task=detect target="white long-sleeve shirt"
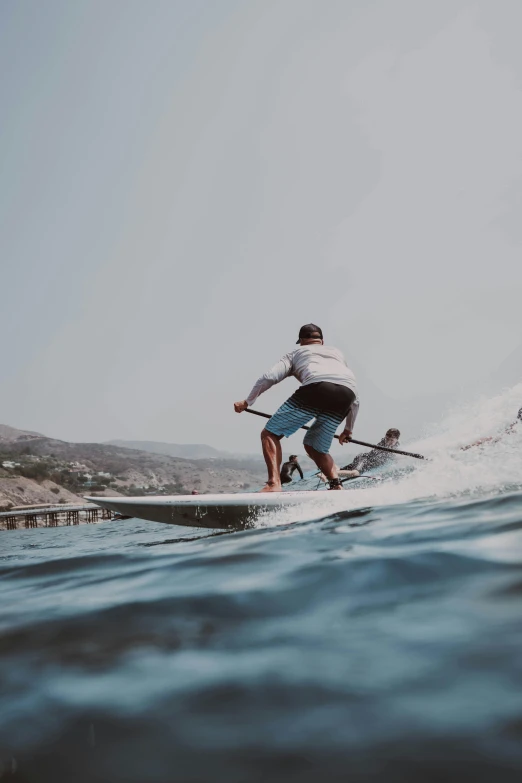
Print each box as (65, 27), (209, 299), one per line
(245, 344), (359, 432)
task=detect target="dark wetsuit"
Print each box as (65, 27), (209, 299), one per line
(343, 439), (400, 474)
(280, 460), (304, 485)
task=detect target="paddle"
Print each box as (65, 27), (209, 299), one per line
(312, 472), (378, 490)
(245, 408), (427, 461)
(340, 474), (379, 484)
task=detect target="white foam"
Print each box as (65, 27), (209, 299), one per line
(257, 384), (522, 528)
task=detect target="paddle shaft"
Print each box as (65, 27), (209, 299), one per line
(245, 408), (426, 461)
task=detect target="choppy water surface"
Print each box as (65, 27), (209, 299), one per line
(1, 388), (522, 782)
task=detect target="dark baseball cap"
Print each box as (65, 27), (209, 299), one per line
(296, 323), (323, 344)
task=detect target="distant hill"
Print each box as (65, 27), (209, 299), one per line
(0, 424), (45, 443)
(106, 440), (227, 460)
(0, 476), (84, 510)
(0, 425), (268, 502)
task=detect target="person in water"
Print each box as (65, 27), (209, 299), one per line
(280, 455), (304, 485)
(234, 323), (359, 492)
(319, 428), (401, 481)
(339, 428), (401, 478)
(461, 407), (522, 450)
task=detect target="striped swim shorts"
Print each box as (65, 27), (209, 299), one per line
(265, 382), (355, 454)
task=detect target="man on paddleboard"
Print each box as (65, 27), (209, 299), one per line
(280, 455), (304, 485)
(234, 323), (359, 491)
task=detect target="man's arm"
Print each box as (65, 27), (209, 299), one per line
(235, 354), (293, 413)
(245, 354), (293, 406)
(339, 398), (359, 445)
(296, 463), (304, 480)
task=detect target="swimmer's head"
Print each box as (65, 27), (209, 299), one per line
(384, 428), (400, 447)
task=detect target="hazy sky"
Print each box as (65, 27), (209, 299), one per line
(1, 0), (521, 451)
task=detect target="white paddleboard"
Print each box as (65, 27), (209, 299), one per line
(85, 492), (331, 529)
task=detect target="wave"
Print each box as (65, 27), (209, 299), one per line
(1, 386), (522, 781)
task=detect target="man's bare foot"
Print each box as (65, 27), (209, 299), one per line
(259, 482), (282, 493)
(328, 484), (343, 490)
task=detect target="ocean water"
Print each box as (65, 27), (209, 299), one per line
(1, 387), (522, 782)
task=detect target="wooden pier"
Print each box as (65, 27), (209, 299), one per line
(0, 503), (115, 531)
